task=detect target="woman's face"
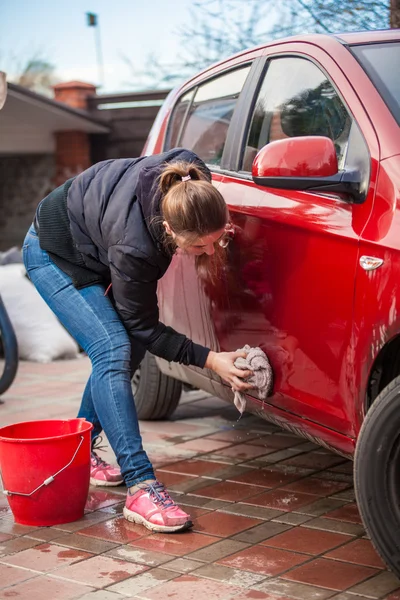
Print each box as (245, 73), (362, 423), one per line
(163, 222), (228, 256)
(177, 227), (227, 256)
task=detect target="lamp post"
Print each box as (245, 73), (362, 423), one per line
(86, 13), (105, 89)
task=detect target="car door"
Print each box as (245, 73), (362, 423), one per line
(213, 48), (377, 436)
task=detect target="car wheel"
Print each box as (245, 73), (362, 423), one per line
(354, 374), (400, 577)
(131, 352), (182, 420)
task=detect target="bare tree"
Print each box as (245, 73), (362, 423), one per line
(124, 0), (396, 89)
(391, 0), (400, 27)
(123, 0), (272, 89)
(0, 50), (58, 96)
(272, 0), (389, 37)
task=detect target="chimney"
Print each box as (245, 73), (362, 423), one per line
(53, 81), (97, 111)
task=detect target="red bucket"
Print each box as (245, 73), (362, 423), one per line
(0, 418), (93, 526)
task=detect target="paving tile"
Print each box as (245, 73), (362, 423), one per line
(193, 511), (262, 537)
(254, 448), (308, 465)
(50, 510), (113, 533)
(324, 503), (363, 524)
(129, 531), (220, 556)
(324, 538), (385, 568)
(0, 563), (38, 588)
(205, 465), (257, 481)
(107, 567), (181, 594)
(104, 545), (172, 566)
(303, 517), (365, 537)
(0, 519), (39, 536)
(293, 497), (348, 517)
(282, 478), (351, 497)
(77, 591), (125, 600)
(216, 444), (274, 460)
(207, 430), (262, 443)
(51, 532), (119, 554)
(330, 462), (353, 474)
(281, 557), (378, 591)
(228, 468), (303, 488)
(231, 591), (294, 600)
(52, 554), (148, 588)
(255, 577), (336, 599)
(29, 528), (72, 542)
(154, 470), (197, 487)
(251, 434), (305, 450)
(187, 539), (250, 562)
(193, 562), (267, 587)
(220, 503), (283, 520)
(162, 557), (205, 573)
(0, 574), (94, 599)
(77, 516), (146, 544)
(348, 570), (400, 597)
(280, 453), (346, 470)
(85, 491), (125, 512)
(218, 544), (308, 576)
(387, 590), (400, 600)
(169, 476), (219, 494)
(0, 534), (42, 556)
(172, 439), (233, 453)
(261, 527), (352, 555)
(1, 542), (92, 572)
(244, 489), (319, 512)
(160, 459), (229, 477)
(272, 513), (313, 526)
(134, 574), (244, 600)
(192, 481), (264, 502)
(231, 521), (293, 544)
(0, 533), (13, 543)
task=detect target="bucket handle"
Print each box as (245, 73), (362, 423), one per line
(1, 435), (85, 497)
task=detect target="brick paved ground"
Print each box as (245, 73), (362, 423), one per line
(1, 358), (400, 600)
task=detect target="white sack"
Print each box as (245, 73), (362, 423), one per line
(0, 264), (79, 362)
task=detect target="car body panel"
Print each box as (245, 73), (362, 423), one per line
(148, 32), (400, 456)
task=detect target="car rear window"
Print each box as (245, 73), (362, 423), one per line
(351, 42), (400, 126)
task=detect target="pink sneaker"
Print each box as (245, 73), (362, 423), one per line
(123, 481), (192, 532)
(90, 437), (124, 487)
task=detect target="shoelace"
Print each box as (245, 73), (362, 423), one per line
(91, 435), (111, 468)
(142, 481), (176, 509)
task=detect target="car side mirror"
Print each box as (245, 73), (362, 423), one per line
(252, 136), (364, 203)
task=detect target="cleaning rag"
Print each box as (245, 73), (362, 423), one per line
(233, 344), (273, 415)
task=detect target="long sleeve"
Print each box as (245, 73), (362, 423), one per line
(108, 244), (210, 368)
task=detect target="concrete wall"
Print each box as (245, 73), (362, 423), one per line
(0, 154), (55, 250)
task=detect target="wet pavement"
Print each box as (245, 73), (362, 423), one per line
(1, 357), (400, 599)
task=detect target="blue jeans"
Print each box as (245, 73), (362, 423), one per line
(22, 224), (155, 487)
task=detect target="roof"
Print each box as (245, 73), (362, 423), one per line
(0, 82), (109, 154)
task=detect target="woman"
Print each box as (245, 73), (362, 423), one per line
(22, 148), (253, 533)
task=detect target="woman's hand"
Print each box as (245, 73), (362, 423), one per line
(205, 350), (254, 392)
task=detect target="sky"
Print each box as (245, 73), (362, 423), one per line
(0, 0), (196, 94)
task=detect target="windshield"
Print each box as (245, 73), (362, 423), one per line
(351, 42), (400, 126)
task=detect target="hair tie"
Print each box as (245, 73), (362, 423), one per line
(181, 174), (191, 182)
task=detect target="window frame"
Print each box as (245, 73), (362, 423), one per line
(163, 59), (262, 171)
(232, 52), (370, 181)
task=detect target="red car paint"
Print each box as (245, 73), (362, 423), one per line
(145, 31), (400, 458)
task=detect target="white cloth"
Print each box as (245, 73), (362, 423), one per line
(0, 264), (79, 362)
(233, 344), (273, 414)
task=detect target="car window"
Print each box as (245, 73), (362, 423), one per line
(164, 90), (195, 150)
(242, 57), (352, 172)
(165, 66), (251, 166)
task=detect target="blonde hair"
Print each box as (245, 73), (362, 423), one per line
(159, 161), (229, 280)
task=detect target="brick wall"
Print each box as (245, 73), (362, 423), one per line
(0, 154), (55, 250)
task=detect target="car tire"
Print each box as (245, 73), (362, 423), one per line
(354, 374), (400, 577)
(131, 352), (182, 420)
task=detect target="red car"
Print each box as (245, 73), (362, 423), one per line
(137, 30), (400, 574)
